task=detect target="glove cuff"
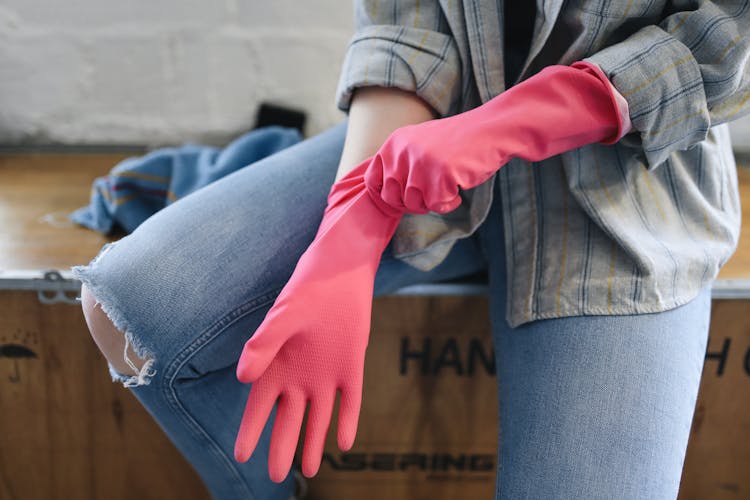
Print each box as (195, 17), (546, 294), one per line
(570, 61), (632, 145)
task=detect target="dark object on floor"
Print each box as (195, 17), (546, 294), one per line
(255, 103), (307, 134)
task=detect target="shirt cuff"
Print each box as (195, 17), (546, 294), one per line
(335, 25), (462, 117)
(585, 25), (710, 169)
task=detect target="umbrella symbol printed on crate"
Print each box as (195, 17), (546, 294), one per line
(0, 344), (38, 383)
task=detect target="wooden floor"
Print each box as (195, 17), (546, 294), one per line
(1, 153), (749, 281)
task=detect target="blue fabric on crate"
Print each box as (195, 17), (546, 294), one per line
(69, 126), (302, 234)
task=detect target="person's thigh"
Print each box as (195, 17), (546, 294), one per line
(75, 120), (486, 379)
(74, 123), (358, 498)
(73, 121), (487, 498)
(476, 178), (711, 500)
(492, 290), (710, 500)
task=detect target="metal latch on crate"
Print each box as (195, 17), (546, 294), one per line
(0, 270), (82, 305)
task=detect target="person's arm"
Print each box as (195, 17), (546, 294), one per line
(585, 0), (750, 169)
(232, 1), (461, 483)
(335, 86), (437, 182)
(334, 1), (462, 180)
(361, 61), (628, 215)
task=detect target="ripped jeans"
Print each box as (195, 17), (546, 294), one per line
(72, 122), (711, 500)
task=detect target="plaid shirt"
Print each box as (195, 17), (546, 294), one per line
(336, 0), (747, 326)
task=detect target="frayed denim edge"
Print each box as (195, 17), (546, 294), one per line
(71, 242), (157, 388)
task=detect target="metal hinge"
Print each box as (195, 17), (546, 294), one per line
(0, 270), (82, 305)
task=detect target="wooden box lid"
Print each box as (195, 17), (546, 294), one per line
(1, 153), (748, 294)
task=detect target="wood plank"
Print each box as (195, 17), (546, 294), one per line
(1, 153), (748, 280)
(679, 299), (750, 500)
(0, 290), (210, 500)
(717, 166), (750, 280)
(308, 296), (498, 500)
(0, 154), (126, 270)
(1, 293), (747, 498)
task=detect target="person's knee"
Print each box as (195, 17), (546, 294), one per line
(80, 283), (148, 377)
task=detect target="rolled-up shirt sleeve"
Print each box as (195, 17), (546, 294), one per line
(336, 0), (462, 117)
(585, 1), (750, 168)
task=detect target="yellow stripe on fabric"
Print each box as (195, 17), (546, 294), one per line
(593, 148), (623, 218)
(403, 1), (428, 72)
(112, 170), (170, 184)
(362, 57), (371, 86)
(524, 167), (538, 323)
(717, 34), (742, 63)
(362, 33), (374, 86)
(406, 30), (431, 67)
(667, 12), (691, 34)
(702, 209), (714, 239)
(640, 164), (667, 222)
(114, 194), (139, 207)
(621, 0), (636, 18)
(590, 151), (622, 314)
(98, 185), (112, 204)
(607, 238), (617, 314)
(361, 1), (380, 86)
(112, 191), (177, 207)
(433, 71), (459, 109)
(716, 89), (750, 122)
(647, 109), (705, 136)
(555, 175), (569, 315)
(620, 55), (693, 98)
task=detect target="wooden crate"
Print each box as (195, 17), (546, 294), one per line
(1, 154), (748, 499)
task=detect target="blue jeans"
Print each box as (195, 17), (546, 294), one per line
(73, 122), (711, 499)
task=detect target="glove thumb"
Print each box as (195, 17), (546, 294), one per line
(236, 315), (290, 383)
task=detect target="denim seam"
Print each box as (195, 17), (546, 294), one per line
(161, 285), (285, 500)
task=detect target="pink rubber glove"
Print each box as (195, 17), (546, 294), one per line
(234, 158), (402, 482)
(364, 61), (628, 215)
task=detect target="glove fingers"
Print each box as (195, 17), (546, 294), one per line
(363, 154), (384, 192)
(403, 185), (429, 214)
(268, 392), (306, 483)
(429, 195), (462, 214)
(381, 176), (407, 212)
(234, 383), (277, 463)
(301, 391), (336, 478)
(337, 383), (363, 451)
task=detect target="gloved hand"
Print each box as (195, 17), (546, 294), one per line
(364, 61), (628, 215)
(234, 158), (402, 482)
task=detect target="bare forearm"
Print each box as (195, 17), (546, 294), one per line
(335, 86), (437, 182)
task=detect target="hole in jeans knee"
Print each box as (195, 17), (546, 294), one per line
(74, 260), (157, 388)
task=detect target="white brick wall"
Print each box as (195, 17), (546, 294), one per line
(1, 0), (749, 151)
(0, 1), (354, 145)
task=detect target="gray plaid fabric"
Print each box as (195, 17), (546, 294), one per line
(335, 0), (747, 326)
